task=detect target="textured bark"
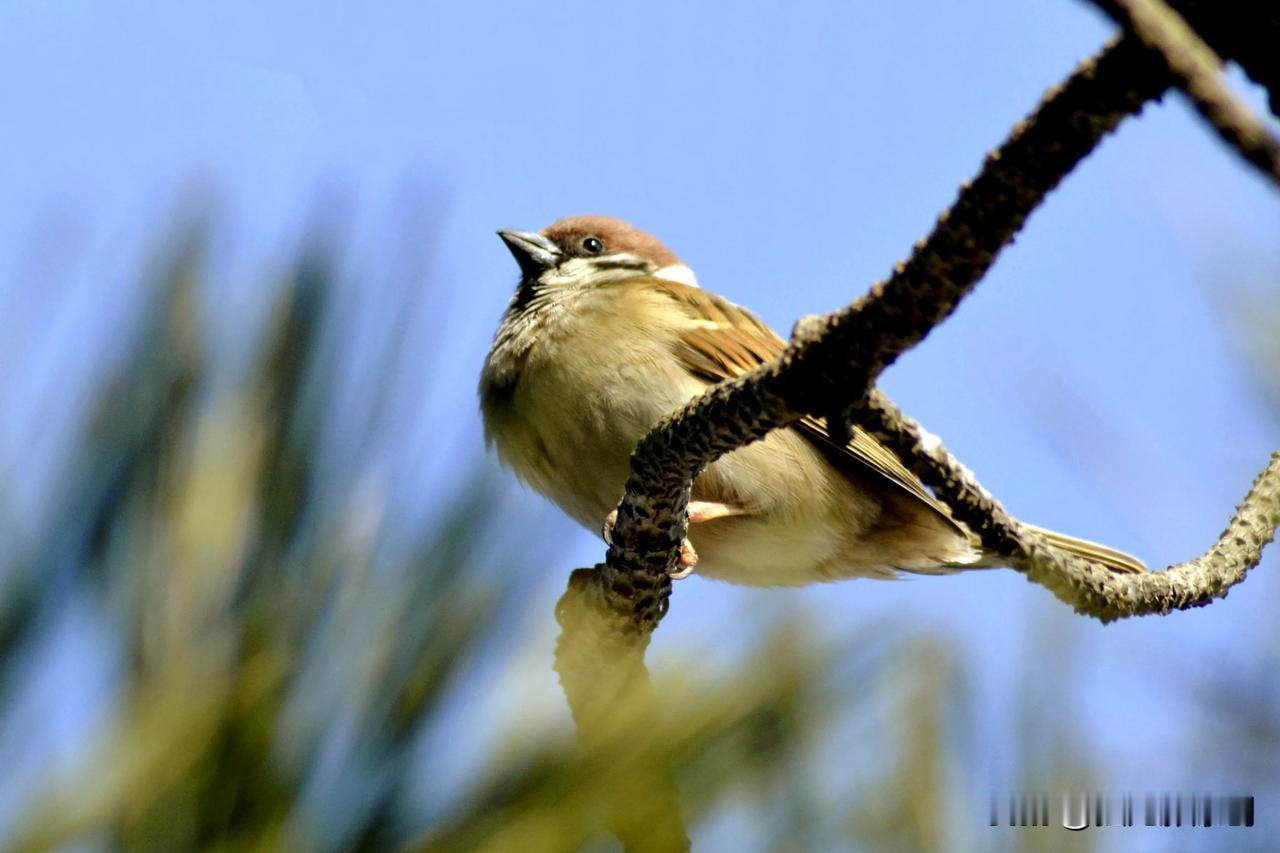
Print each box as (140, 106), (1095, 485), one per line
(856, 391), (1280, 622)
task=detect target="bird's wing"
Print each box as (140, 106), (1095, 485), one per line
(642, 278), (967, 536)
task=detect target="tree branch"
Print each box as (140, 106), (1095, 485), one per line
(593, 35), (1172, 633)
(1093, 0), (1280, 187)
(1147, 0), (1280, 117)
(553, 10), (1280, 851)
(855, 391), (1280, 622)
(553, 570), (689, 852)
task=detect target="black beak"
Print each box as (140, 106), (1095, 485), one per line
(498, 229), (561, 280)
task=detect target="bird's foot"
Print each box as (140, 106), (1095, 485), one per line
(670, 539), (699, 579)
(601, 509), (616, 545)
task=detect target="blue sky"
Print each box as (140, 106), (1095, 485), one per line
(1, 0), (1278, 847)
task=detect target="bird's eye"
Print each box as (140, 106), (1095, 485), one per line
(582, 236), (604, 254)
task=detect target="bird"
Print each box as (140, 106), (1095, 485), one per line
(478, 215), (1146, 585)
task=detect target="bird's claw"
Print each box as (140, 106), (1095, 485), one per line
(669, 539), (699, 579)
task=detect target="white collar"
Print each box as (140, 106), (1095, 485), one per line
(653, 263), (699, 287)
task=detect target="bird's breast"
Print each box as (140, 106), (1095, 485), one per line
(480, 295), (703, 529)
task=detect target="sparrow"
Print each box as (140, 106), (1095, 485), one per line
(478, 215), (1146, 585)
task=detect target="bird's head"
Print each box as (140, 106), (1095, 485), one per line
(498, 215), (698, 306)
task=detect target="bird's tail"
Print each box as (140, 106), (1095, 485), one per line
(947, 523), (1147, 574)
(955, 524), (1145, 574)
(1023, 523), (1147, 573)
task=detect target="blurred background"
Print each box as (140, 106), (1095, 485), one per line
(0, 1), (1277, 850)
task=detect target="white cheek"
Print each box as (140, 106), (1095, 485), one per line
(653, 264), (699, 288)
(546, 257), (643, 288)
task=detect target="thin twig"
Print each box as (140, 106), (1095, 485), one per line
(1143, 0), (1280, 117)
(1095, 0), (1280, 187)
(855, 391), (1280, 622)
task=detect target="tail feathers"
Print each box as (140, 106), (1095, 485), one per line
(946, 524), (1147, 574)
(1025, 524), (1147, 574)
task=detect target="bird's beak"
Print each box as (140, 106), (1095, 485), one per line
(498, 229), (561, 279)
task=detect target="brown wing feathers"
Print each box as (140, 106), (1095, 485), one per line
(646, 278), (1147, 574)
(647, 279), (965, 531)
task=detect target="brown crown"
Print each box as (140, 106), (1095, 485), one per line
(542, 215), (682, 267)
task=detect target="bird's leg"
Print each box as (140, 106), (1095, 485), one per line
(602, 501), (745, 579)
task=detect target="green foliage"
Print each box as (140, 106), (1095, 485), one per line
(0, 239), (516, 849)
